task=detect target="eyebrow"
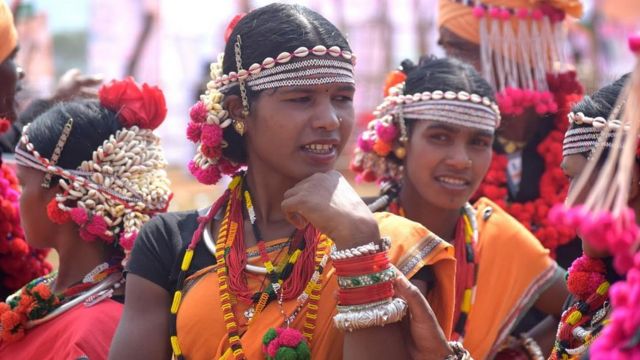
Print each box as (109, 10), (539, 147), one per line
(277, 84), (355, 95)
(473, 130), (494, 138)
(426, 123), (459, 133)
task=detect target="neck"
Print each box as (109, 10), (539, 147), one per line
(52, 224), (112, 293)
(398, 180), (460, 242)
(244, 164), (297, 242)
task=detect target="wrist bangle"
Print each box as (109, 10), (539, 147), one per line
(520, 334), (544, 360)
(337, 267), (397, 288)
(330, 236), (391, 260)
(445, 341), (472, 360)
(333, 297), (407, 332)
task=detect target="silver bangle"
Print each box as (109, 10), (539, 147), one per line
(330, 236), (392, 260)
(445, 341), (472, 360)
(333, 297), (407, 332)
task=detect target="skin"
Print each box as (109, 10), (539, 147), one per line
(109, 81), (387, 359)
(561, 154), (640, 257)
(0, 47), (24, 121)
(15, 165), (118, 293)
(395, 119), (568, 357)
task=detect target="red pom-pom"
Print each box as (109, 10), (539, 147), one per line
(201, 145), (222, 160)
(0, 118), (11, 134)
(98, 77), (167, 130)
(46, 198), (70, 224)
(567, 256), (607, 300)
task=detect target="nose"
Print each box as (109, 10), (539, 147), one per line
(310, 100), (340, 131)
(444, 143), (472, 170)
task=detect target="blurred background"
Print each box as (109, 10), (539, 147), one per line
(8, 0), (640, 211)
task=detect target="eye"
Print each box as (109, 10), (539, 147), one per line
(429, 133), (450, 142)
(471, 137), (492, 148)
(333, 95), (353, 102)
(287, 96), (311, 103)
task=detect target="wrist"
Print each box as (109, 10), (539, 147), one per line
(334, 217), (380, 250)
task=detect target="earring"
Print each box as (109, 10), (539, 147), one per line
(234, 120), (245, 136)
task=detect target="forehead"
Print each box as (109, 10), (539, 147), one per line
(561, 154), (588, 174)
(412, 119), (493, 136)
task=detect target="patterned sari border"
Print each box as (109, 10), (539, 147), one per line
(488, 262), (564, 358)
(398, 233), (444, 276)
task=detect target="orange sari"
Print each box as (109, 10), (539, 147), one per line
(462, 198), (563, 359)
(174, 213), (455, 359)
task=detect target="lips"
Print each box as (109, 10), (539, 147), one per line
(434, 175), (471, 190)
(302, 143), (336, 154)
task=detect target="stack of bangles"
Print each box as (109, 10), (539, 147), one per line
(331, 237), (408, 331)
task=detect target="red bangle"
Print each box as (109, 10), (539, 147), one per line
(333, 252), (391, 276)
(338, 281), (394, 305)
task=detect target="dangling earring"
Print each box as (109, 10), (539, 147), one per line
(395, 114), (408, 160)
(234, 120), (245, 136)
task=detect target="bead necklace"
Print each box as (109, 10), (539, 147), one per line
(169, 173), (328, 360)
(382, 194), (478, 342)
(550, 256), (611, 360)
(0, 261), (123, 343)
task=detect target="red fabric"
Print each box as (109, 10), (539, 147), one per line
(0, 299), (122, 360)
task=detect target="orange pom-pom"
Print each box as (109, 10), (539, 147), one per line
(31, 283), (53, 301)
(373, 140), (392, 157)
(383, 70), (406, 97)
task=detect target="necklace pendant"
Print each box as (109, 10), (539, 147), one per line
(244, 307), (255, 320)
(591, 302), (610, 326)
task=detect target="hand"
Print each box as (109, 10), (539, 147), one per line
(393, 271), (453, 360)
(281, 170), (379, 249)
(50, 69), (103, 102)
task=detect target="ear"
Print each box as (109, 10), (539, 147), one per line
(224, 94), (247, 122)
(629, 162), (640, 201)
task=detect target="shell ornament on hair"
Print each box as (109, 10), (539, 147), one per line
(16, 78), (172, 255)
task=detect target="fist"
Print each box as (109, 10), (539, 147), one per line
(281, 170), (379, 249)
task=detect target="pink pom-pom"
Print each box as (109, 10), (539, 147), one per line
(266, 338), (281, 357)
(119, 232), (137, 251)
(628, 35), (640, 53)
(276, 327), (304, 347)
(189, 101), (208, 123)
(499, 9), (510, 21)
(218, 158), (241, 175)
(535, 104), (549, 115)
(516, 8), (530, 19)
(70, 207), (88, 225)
(188, 160), (222, 185)
(472, 6), (486, 18)
(489, 7), (501, 19)
(186, 122), (203, 143)
(200, 124), (223, 147)
(357, 133), (375, 152)
(531, 9), (544, 21)
(375, 122), (398, 143)
(86, 215), (111, 242)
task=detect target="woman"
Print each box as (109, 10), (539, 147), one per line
(351, 57), (568, 359)
(550, 74), (633, 359)
(110, 4), (458, 360)
(0, 0), (51, 300)
(0, 77), (172, 359)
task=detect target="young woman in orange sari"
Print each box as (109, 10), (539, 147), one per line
(351, 57), (568, 359)
(110, 4), (456, 359)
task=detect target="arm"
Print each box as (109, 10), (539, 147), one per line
(109, 274), (171, 360)
(526, 273), (569, 356)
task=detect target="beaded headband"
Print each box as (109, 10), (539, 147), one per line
(187, 43), (357, 185)
(351, 81), (501, 183)
(562, 112), (626, 157)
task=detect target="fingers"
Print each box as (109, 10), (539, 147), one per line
(75, 73), (104, 87)
(392, 269), (436, 323)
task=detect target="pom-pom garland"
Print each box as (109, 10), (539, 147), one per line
(262, 327), (310, 360)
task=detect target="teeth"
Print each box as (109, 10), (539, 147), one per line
(304, 144), (333, 153)
(438, 176), (466, 186)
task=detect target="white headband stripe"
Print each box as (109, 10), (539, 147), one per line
(248, 76), (355, 91)
(247, 67), (354, 89)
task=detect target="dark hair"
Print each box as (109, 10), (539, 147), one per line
(220, 3), (351, 163)
(25, 100), (122, 171)
(401, 56), (496, 133)
(569, 73), (630, 159)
